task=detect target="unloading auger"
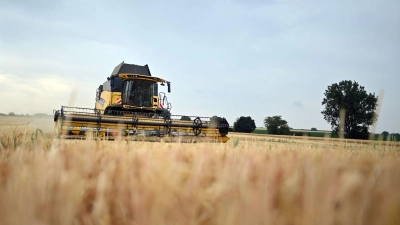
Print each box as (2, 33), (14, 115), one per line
(53, 62), (230, 142)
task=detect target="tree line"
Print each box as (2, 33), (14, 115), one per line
(232, 80), (397, 140)
(0, 112), (51, 117)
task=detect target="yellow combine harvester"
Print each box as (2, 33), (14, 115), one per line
(53, 62), (230, 142)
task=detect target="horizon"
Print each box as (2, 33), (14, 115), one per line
(0, 112), (398, 135)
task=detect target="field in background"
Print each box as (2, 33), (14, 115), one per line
(0, 116), (54, 134)
(1, 117), (400, 225)
(252, 127), (332, 137)
(252, 127), (400, 141)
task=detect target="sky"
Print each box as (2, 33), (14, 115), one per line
(0, 0), (399, 133)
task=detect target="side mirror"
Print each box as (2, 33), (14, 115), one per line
(167, 82), (171, 93)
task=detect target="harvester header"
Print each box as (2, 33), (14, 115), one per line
(54, 61), (229, 142)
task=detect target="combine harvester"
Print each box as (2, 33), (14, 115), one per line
(53, 62), (230, 142)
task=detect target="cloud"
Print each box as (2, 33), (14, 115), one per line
(292, 101), (304, 108)
(0, 74), (86, 114)
(37, 77), (70, 93)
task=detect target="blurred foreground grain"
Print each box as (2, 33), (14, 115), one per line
(0, 123), (399, 225)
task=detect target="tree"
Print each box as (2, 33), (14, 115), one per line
(321, 80), (378, 139)
(33, 113), (51, 117)
(264, 116), (290, 135)
(392, 133), (400, 141)
(311, 128), (317, 131)
(8, 112), (15, 116)
(233, 116), (256, 133)
(381, 131), (389, 137)
(180, 116), (191, 121)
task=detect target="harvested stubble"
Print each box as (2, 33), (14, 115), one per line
(0, 131), (400, 225)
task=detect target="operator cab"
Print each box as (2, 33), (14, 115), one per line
(122, 80), (155, 107)
(95, 61), (171, 114)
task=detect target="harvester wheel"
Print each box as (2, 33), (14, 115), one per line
(219, 118), (229, 137)
(193, 117), (202, 136)
(104, 108), (111, 115)
(105, 108), (122, 116)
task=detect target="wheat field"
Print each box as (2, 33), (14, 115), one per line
(0, 116), (399, 225)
